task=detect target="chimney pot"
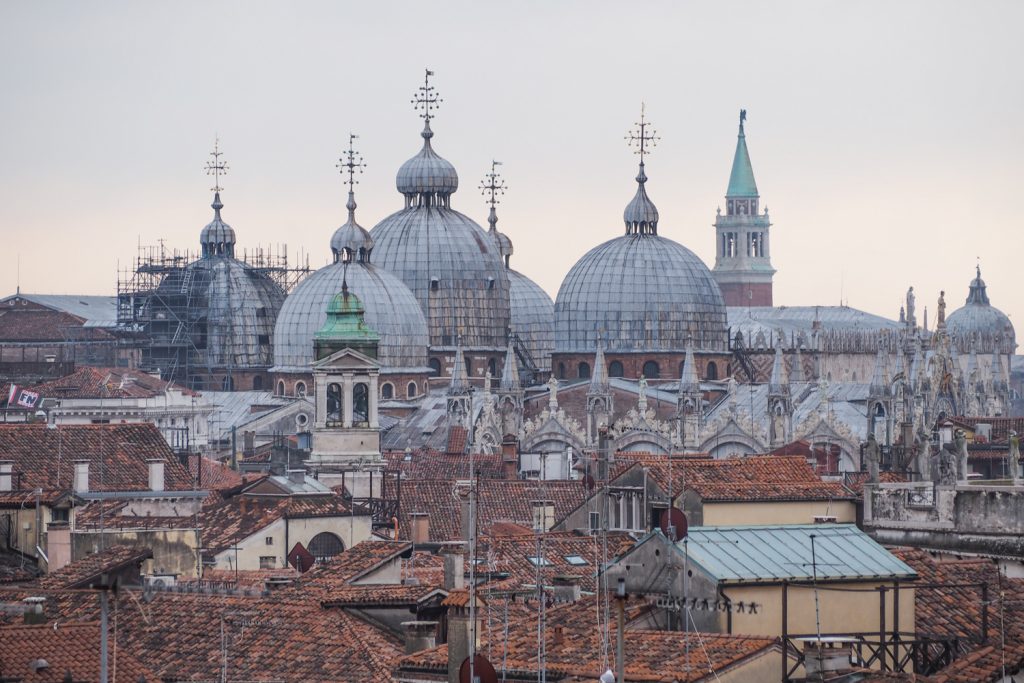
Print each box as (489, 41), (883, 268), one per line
(287, 469), (305, 485)
(553, 625), (564, 645)
(441, 542), (465, 591)
(401, 620), (438, 654)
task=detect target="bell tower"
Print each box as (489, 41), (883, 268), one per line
(712, 110), (775, 306)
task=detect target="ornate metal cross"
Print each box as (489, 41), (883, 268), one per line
(479, 160), (506, 208)
(412, 68), (443, 123)
(625, 102), (659, 161)
(204, 138), (228, 193)
(336, 133), (365, 192)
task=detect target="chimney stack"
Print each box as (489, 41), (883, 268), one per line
(148, 459), (165, 492)
(0, 461), (13, 492)
(441, 542), (465, 591)
(410, 512), (430, 545)
(401, 621), (438, 654)
(551, 575), (582, 603)
(22, 597), (46, 625)
(73, 461), (89, 494)
(287, 469), (305, 486)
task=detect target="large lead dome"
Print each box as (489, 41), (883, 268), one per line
(369, 76), (510, 351)
(554, 137), (727, 354)
(946, 267), (1016, 355)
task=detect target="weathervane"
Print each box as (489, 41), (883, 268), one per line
(412, 68), (443, 123)
(204, 138), (229, 193)
(625, 102), (659, 162)
(479, 160), (506, 209)
(336, 133), (366, 193)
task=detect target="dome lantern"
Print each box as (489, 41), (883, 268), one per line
(396, 69), (459, 208)
(330, 134), (375, 264)
(199, 140), (236, 258)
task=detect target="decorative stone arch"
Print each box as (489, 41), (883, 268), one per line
(380, 382), (394, 400)
(699, 416), (766, 458)
(521, 428), (584, 455)
(613, 429), (673, 455)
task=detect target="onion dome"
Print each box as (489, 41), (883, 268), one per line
(396, 121), (459, 207)
(330, 192), (375, 263)
(509, 271), (554, 369)
(200, 192), (237, 258)
(554, 109), (727, 355)
(370, 71), (510, 350)
(946, 266), (1016, 355)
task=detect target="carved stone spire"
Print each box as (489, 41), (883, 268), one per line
(768, 337), (789, 396)
(499, 338), (520, 391)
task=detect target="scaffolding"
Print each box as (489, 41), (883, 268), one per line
(117, 241), (310, 389)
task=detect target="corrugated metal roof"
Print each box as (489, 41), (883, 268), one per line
(676, 524), (916, 584)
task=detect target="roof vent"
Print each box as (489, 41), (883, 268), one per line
(813, 515), (838, 524)
(29, 658), (49, 672)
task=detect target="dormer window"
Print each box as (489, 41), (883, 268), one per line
(430, 278), (440, 291)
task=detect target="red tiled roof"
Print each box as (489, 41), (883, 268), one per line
(446, 425), (468, 454)
(949, 417), (1024, 444)
(26, 366), (195, 399)
(0, 423), (194, 493)
(297, 540), (412, 591)
(846, 471), (909, 496)
(0, 308), (111, 343)
(397, 479), (588, 543)
(383, 449), (506, 479)
(694, 480), (853, 502)
(37, 544), (152, 589)
(320, 583), (445, 608)
(187, 454), (243, 490)
(0, 621), (156, 682)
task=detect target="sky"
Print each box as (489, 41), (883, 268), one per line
(1, 1), (1021, 331)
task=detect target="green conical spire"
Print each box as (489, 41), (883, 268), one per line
(314, 278), (380, 360)
(726, 110), (759, 198)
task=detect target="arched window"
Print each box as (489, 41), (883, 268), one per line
(308, 532), (345, 563)
(381, 383), (394, 400)
(488, 358), (497, 378)
(429, 358), (441, 376)
(326, 383), (342, 426)
(353, 383), (369, 425)
(705, 362), (718, 380)
(558, 362), (566, 379)
(609, 361), (624, 378)
(642, 361), (660, 379)
(252, 376), (264, 391)
(222, 376), (234, 391)
(578, 362), (591, 379)
(407, 382), (417, 398)
(276, 380), (285, 396)
(295, 381), (307, 398)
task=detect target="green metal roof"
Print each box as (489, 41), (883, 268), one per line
(314, 287), (380, 344)
(674, 524), (917, 584)
(726, 124), (759, 198)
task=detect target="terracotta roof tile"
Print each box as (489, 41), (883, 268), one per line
(383, 449), (506, 479)
(37, 544), (152, 589)
(26, 366), (195, 399)
(0, 621), (156, 682)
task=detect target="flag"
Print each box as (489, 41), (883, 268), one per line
(16, 389), (40, 409)
(5, 384), (18, 406)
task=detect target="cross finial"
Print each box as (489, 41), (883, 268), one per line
(412, 68), (443, 124)
(625, 102), (659, 162)
(740, 109), (747, 125)
(204, 138), (229, 193)
(480, 160), (506, 210)
(336, 133), (366, 193)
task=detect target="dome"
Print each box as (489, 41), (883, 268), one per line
(330, 193), (375, 263)
(271, 261), (429, 373)
(946, 267), (1016, 355)
(509, 269), (554, 369)
(199, 193), (237, 258)
(554, 234), (728, 353)
(396, 123), (459, 202)
(153, 257), (285, 371)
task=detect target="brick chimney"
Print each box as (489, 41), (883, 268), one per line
(445, 592), (484, 683)
(410, 512), (430, 545)
(441, 542), (465, 591)
(148, 459), (165, 492)
(46, 522), (71, 572)
(401, 620), (438, 654)
(73, 461), (89, 494)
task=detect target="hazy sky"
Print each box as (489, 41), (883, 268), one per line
(1, 1), (1021, 331)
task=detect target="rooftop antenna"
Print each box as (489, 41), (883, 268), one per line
(204, 137), (228, 194)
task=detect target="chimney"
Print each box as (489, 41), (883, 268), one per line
(0, 461), (12, 492)
(46, 522), (71, 572)
(445, 592), (483, 683)
(22, 596), (46, 625)
(287, 469), (305, 485)
(410, 512), (430, 545)
(531, 500), (555, 532)
(401, 620), (438, 654)
(147, 459), (165, 492)
(441, 542), (465, 590)
(552, 625), (565, 645)
(551, 575), (582, 603)
(73, 461), (89, 494)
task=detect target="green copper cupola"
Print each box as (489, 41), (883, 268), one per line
(314, 280), (381, 360)
(726, 109), (759, 200)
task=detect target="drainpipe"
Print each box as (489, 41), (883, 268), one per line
(718, 585), (732, 634)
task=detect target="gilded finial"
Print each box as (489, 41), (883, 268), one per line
(625, 102), (659, 164)
(204, 138), (228, 193)
(336, 133), (366, 194)
(412, 68), (443, 127)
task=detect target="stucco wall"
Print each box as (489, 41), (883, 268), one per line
(209, 514), (373, 572)
(702, 500), (857, 526)
(71, 528), (199, 578)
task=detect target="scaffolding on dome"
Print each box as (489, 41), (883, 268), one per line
(117, 241), (310, 390)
